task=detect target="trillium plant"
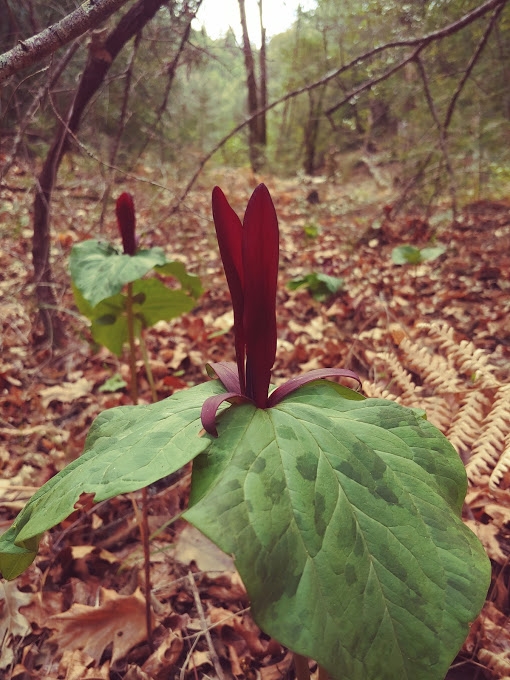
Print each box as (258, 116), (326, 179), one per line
(0, 186), (489, 680)
(70, 192), (202, 401)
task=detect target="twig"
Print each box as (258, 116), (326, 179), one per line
(414, 55), (457, 215)
(0, 40), (81, 183)
(99, 30), (141, 229)
(187, 571), (225, 680)
(0, 0), (130, 84)
(172, 0), (508, 210)
(444, 3), (505, 129)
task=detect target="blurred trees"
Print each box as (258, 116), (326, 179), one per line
(0, 0), (509, 342)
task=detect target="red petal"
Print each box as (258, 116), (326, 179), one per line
(212, 187), (246, 393)
(242, 184), (279, 408)
(267, 368), (361, 407)
(201, 392), (250, 437)
(206, 362), (241, 393)
(116, 193), (136, 255)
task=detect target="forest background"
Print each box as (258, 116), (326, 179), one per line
(0, 0), (510, 678)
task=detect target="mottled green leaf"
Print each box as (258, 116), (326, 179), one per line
(391, 244), (422, 265)
(131, 278), (195, 327)
(155, 261), (203, 299)
(70, 240), (167, 307)
(185, 382), (490, 680)
(73, 278), (195, 356)
(0, 381), (221, 580)
(392, 244), (446, 265)
(287, 272), (344, 301)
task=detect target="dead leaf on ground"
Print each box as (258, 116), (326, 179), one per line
(40, 377), (93, 408)
(0, 581), (33, 670)
(48, 587), (151, 665)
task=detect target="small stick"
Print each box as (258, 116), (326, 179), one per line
(293, 653), (311, 680)
(187, 572), (225, 680)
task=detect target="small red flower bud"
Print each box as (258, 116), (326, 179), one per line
(116, 192), (136, 255)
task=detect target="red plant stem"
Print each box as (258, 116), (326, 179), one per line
(293, 654), (311, 680)
(141, 486), (153, 653)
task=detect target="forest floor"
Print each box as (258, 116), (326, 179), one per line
(0, 161), (509, 680)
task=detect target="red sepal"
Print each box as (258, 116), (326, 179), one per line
(115, 193), (136, 256)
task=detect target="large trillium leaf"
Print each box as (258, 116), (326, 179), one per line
(70, 240), (167, 307)
(0, 381), (222, 580)
(184, 382), (490, 680)
(72, 279), (195, 356)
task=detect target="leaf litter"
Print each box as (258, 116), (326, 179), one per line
(0, 166), (509, 678)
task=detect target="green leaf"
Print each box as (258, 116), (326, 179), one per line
(73, 278), (195, 356)
(131, 278), (195, 327)
(70, 240), (167, 307)
(391, 244), (446, 265)
(420, 245), (446, 262)
(155, 261), (203, 299)
(287, 272), (344, 301)
(184, 382), (490, 680)
(391, 245), (422, 265)
(98, 374), (127, 393)
(73, 284), (130, 356)
(0, 381), (221, 580)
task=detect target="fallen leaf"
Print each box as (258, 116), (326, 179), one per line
(48, 587), (151, 664)
(0, 581), (33, 670)
(40, 378), (93, 408)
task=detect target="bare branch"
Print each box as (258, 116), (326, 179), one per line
(415, 55), (457, 213)
(444, 3), (505, 129)
(173, 0), (508, 208)
(0, 0), (130, 84)
(0, 40), (82, 182)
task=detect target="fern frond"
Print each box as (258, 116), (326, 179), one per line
(414, 395), (455, 433)
(489, 432), (510, 490)
(377, 351), (421, 405)
(399, 336), (464, 391)
(419, 322), (499, 388)
(466, 385), (510, 484)
(447, 390), (491, 460)
(362, 381), (399, 401)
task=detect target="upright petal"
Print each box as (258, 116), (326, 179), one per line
(115, 193), (136, 256)
(212, 187), (246, 393)
(242, 184), (279, 408)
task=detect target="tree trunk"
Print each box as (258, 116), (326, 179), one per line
(238, 0), (264, 172)
(258, 0), (267, 147)
(303, 88), (325, 175)
(32, 0), (168, 344)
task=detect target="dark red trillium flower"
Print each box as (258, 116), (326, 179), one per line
(201, 183), (360, 437)
(116, 192), (137, 256)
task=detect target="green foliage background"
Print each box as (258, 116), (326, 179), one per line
(1, 0), (509, 199)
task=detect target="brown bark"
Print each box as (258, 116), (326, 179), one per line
(257, 0), (267, 147)
(238, 0), (264, 172)
(0, 0), (130, 84)
(32, 0), (168, 344)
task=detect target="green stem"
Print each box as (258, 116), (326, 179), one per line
(293, 654), (311, 680)
(139, 330), (157, 404)
(126, 282), (138, 404)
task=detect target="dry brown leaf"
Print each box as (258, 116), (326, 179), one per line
(464, 519), (508, 564)
(48, 587), (151, 664)
(0, 581), (33, 670)
(40, 378), (93, 409)
(59, 649), (110, 680)
(142, 630), (183, 678)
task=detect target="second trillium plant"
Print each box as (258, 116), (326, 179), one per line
(70, 193), (202, 400)
(0, 186), (490, 680)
